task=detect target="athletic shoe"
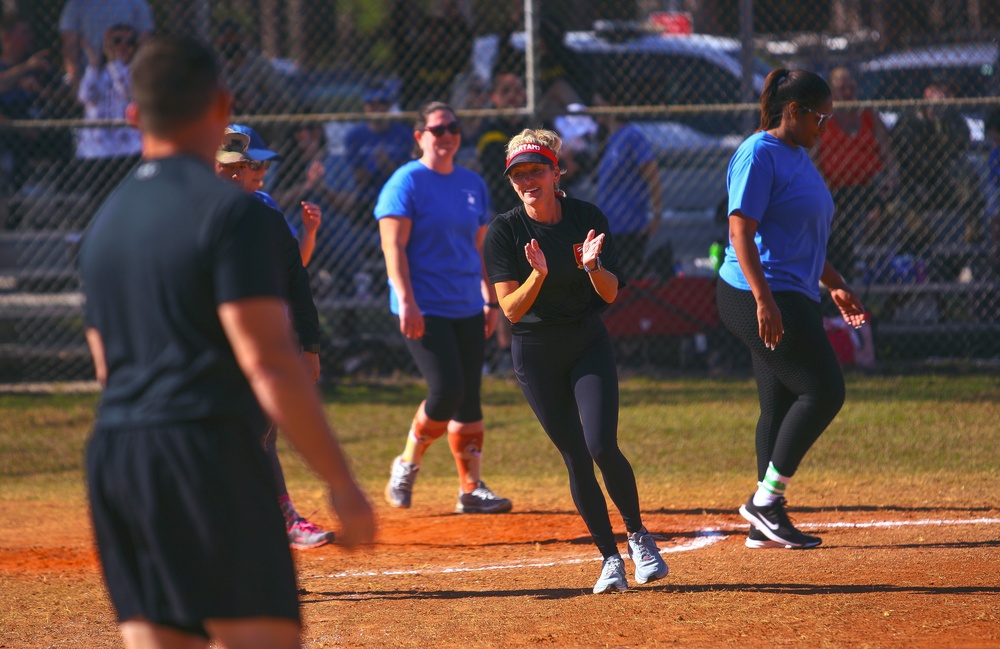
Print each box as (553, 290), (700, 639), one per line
(739, 495), (822, 548)
(626, 529), (670, 584)
(455, 481), (513, 514)
(745, 526), (786, 549)
(287, 517), (335, 550)
(385, 456), (419, 508)
(593, 555), (628, 594)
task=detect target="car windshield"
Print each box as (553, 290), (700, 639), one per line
(858, 44), (999, 99)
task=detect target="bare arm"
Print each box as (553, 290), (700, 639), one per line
(297, 201), (321, 266)
(495, 239), (547, 323)
(820, 261), (866, 328)
(0, 50), (50, 94)
(84, 327), (107, 387)
(378, 216), (423, 339)
(218, 297), (375, 548)
(729, 211), (782, 349)
(61, 31), (81, 85)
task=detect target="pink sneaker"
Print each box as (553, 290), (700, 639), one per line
(287, 516), (334, 550)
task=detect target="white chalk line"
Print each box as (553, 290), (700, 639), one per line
(311, 531), (727, 579)
(308, 517), (1000, 581)
(798, 516), (1000, 530)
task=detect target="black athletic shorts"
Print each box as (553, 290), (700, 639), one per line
(86, 418), (300, 637)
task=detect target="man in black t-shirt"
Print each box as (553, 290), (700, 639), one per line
(79, 36), (374, 647)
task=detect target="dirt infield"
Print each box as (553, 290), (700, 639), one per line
(2, 488), (999, 648)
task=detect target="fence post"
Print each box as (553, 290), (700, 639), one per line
(739, 0), (755, 133)
(524, 0), (541, 125)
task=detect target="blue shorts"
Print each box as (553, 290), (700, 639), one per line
(87, 418), (300, 637)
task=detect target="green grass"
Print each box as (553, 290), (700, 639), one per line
(2, 374), (999, 507)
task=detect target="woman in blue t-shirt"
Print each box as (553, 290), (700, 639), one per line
(717, 69), (866, 550)
(375, 101), (511, 515)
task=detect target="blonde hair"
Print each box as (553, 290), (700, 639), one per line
(505, 128), (566, 195)
(506, 128), (563, 159)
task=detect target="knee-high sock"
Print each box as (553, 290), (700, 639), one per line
(401, 401), (448, 465)
(447, 420), (484, 494)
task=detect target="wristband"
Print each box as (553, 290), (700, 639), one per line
(583, 257), (603, 274)
(486, 302), (500, 308)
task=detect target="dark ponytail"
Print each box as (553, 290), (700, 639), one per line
(758, 69), (831, 131)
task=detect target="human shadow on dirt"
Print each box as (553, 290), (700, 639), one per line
(840, 538), (1000, 551)
(299, 579), (1000, 603)
(299, 587), (606, 602)
(646, 505), (1000, 516)
(639, 583), (1000, 596)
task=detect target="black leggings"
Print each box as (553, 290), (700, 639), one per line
(512, 315), (641, 559)
(716, 280), (845, 482)
(404, 313), (485, 423)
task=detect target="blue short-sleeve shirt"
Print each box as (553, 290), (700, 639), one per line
(719, 131), (834, 301)
(374, 160), (490, 318)
(595, 123), (656, 234)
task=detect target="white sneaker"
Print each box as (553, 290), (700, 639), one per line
(627, 529), (669, 584)
(593, 555), (628, 594)
(455, 481), (512, 514)
(384, 456), (419, 508)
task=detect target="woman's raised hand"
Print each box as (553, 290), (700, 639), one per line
(524, 239), (548, 276)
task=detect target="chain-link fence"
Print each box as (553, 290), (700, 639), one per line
(1, 0), (999, 382)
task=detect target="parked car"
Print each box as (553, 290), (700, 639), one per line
(858, 42), (999, 104)
(475, 27), (769, 136)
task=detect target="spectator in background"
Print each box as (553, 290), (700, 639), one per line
(985, 107), (1000, 272)
(272, 121), (378, 296)
(814, 67), (897, 279)
(493, 16), (585, 125)
(552, 102), (599, 198)
(477, 73), (527, 216)
(345, 84), (413, 227)
(391, 0), (472, 110)
(592, 90), (665, 280)
(0, 15), (54, 193)
(74, 23), (142, 206)
(450, 71), (490, 147)
(59, 0), (153, 89)
(889, 79), (984, 256)
(271, 122), (351, 215)
(214, 18), (287, 115)
(0, 16), (51, 112)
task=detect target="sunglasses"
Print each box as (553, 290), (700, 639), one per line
(112, 36), (137, 46)
(423, 121), (461, 137)
(246, 160), (269, 171)
(800, 105), (833, 127)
